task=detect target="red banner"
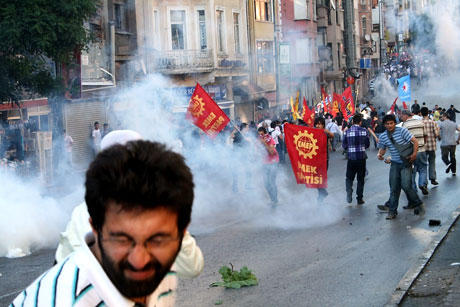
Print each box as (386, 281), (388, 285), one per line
(335, 93), (348, 121)
(342, 87), (354, 119)
(402, 101), (408, 110)
(284, 123), (328, 188)
(331, 94), (341, 117)
(301, 97), (315, 126)
(186, 83), (230, 139)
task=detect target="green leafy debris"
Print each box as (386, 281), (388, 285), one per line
(215, 300), (223, 305)
(210, 264), (258, 289)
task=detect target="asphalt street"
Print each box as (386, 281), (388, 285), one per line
(1, 145), (459, 307)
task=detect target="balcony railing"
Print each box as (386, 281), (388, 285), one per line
(151, 49), (214, 74)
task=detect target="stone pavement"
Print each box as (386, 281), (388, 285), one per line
(396, 207), (460, 306)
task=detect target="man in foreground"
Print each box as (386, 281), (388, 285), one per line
(376, 114), (424, 219)
(55, 130), (204, 280)
(12, 140), (195, 306)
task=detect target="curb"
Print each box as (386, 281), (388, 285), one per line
(384, 205), (460, 306)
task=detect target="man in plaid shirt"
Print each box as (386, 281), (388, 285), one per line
(421, 107), (440, 185)
(342, 114), (370, 204)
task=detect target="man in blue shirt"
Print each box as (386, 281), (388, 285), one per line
(376, 114), (425, 219)
(342, 114), (370, 204)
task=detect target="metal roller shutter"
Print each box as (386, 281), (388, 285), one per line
(64, 100), (107, 171)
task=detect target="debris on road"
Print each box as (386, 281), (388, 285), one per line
(211, 264), (258, 289)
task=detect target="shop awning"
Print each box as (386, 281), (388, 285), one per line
(233, 84), (266, 97)
(0, 98), (48, 111)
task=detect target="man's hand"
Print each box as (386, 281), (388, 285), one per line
(408, 152), (417, 163)
(377, 153), (384, 161)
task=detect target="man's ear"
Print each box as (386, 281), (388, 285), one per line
(89, 217), (98, 237)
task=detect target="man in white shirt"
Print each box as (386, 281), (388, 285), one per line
(92, 121), (102, 155)
(12, 140), (196, 306)
(326, 119), (341, 151)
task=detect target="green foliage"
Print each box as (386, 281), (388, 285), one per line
(211, 265), (259, 289)
(215, 300), (223, 305)
(0, 0), (100, 103)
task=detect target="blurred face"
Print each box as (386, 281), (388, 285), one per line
(93, 202), (183, 301)
(384, 120), (396, 132)
(95, 123), (100, 130)
(315, 122), (325, 129)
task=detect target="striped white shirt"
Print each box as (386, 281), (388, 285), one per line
(377, 127), (413, 164)
(11, 233), (177, 307)
(402, 118), (425, 152)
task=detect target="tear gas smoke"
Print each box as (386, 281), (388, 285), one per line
(373, 0), (460, 110)
(0, 173), (84, 257)
(105, 74), (346, 234)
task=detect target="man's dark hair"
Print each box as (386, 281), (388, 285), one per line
(258, 126), (267, 134)
(352, 114), (362, 124)
(85, 140), (194, 233)
(421, 107), (429, 116)
(383, 114), (396, 124)
(451, 105), (454, 108)
(443, 113), (451, 120)
(314, 117), (325, 126)
(94, 121), (99, 125)
(240, 123), (248, 130)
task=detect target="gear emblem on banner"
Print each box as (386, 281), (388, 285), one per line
(189, 95), (205, 118)
(293, 130), (319, 159)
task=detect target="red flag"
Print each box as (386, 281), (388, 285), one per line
(284, 123), (328, 188)
(390, 97), (398, 114)
(342, 87), (354, 118)
(402, 101), (408, 110)
(302, 97), (315, 126)
(186, 83), (230, 139)
(331, 93), (341, 117)
(335, 93), (348, 121)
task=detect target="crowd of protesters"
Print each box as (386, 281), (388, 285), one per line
(220, 100), (460, 218)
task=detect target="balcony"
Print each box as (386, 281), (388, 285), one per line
(151, 49), (215, 74)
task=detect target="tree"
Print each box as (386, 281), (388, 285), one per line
(0, 0), (100, 106)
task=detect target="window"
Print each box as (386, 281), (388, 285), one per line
(197, 10), (207, 50)
(153, 10), (160, 49)
(256, 41), (274, 73)
(216, 9), (225, 53)
(255, 0), (272, 22)
(360, 0), (366, 5)
(313, 0), (317, 20)
(170, 10), (186, 50)
(233, 13), (241, 54)
(306, 0), (311, 19)
(294, 0), (307, 20)
(114, 1), (128, 31)
(362, 17), (367, 37)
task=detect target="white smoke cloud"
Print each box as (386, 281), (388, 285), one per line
(0, 172), (83, 257)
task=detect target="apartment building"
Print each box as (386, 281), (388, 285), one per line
(317, 0), (346, 95)
(278, 0), (320, 107)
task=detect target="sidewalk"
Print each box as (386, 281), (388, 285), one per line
(390, 206), (460, 306)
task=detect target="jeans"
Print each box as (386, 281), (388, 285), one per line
(346, 159), (366, 201)
(331, 133), (340, 150)
(425, 150), (437, 180)
(276, 143), (285, 163)
(263, 163), (278, 203)
(412, 151), (428, 190)
(389, 162), (423, 214)
(441, 145), (457, 174)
